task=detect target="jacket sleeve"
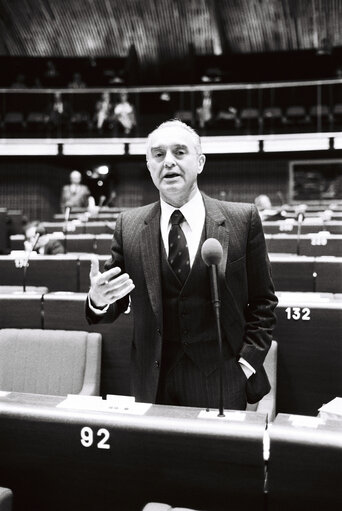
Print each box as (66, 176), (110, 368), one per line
(86, 213), (129, 325)
(239, 204), (278, 370)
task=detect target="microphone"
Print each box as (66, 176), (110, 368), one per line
(63, 206), (71, 252)
(201, 238), (225, 417)
(23, 225), (46, 292)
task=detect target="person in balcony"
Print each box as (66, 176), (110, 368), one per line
(113, 92), (136, 135)
(94, 92), (113, 131)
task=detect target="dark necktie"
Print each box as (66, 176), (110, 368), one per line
(168, 210), (190, 284)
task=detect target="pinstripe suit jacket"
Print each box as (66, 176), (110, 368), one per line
(86, 193), (278, 404)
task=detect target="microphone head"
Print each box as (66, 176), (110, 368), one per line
(201, 238), (223, 266)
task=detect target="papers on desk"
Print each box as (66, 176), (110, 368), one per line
(318, 397), (342, 421)
(0, 391), (10, 397)
(56, 394), (151, 415)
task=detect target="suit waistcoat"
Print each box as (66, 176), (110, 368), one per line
(161, 226), (217, 345)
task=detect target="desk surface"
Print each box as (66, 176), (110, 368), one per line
(0, 392), (267, 511)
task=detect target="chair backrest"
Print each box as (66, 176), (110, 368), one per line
(246, 340), (278, 420)
(0, 486), (13, 511)
(142, 504), (204, 511)
(0, 328), (101, 396)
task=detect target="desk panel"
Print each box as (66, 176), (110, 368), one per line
(94, 234), (112, 255)
(266, 234), (342, 256)
(314, 256), (342, 293)
(263, 221), (342, 235)
(0, 292), (44, 328)
(268, 414), (342, 510)
(273, 292), (342, 415)
(269, 255), (315, 292)
(0, 393), (266, 511)
(0, 255), (78, 291)
(43, 292), (133, 396)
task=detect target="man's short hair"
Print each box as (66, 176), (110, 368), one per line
(146, 119), (203, 157)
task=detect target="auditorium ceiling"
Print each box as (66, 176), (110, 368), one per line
(0, 0), (341, 65)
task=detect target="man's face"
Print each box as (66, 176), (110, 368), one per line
(146, 126), (205, 207)
(70, 171), (81, 185)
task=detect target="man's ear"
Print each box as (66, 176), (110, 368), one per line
(198, 154), (206, 174)
(146, 159), (151, 173)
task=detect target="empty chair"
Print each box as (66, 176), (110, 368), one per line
(309, 104), (331, 125)
(239, 107), (260, 131)
(70, 111), (91, 133)
(26, 112), (47, 132)
(0, 328), (101, 396)
(0, 487), (12, 511)
(332, 103), (342, 125)
(262, 106), (283, 131)
(285, 105), (308, 124)
(3, 112), (25, 133)
(174, 110), (193, 124)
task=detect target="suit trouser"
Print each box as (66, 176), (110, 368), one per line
(156, 342), (247, 410)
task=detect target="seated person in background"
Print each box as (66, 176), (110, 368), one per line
(68, 72), (86, 88)
(60, 170), (91, 211)
(94, 92), (113, 131)
(24, 221), (64, 255)
(113, 92), (136, 135)
(254, 194), (287, 221)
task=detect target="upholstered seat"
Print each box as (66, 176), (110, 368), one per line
(0, 328), (101, 396)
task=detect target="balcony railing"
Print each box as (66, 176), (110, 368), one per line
(1, 78), (342, 139)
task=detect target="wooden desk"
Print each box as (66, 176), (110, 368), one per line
(268, 413), (342, 510)
(0, 392), (267, 511)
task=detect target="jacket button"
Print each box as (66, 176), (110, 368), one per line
(155, 360), (160, 368)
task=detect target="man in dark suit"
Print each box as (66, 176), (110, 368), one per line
(86, 119), (277, 410)
(60, 170), (91, 211)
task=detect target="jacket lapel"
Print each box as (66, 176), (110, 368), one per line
(202, 193), (244, 331)
(140, 202), (163, 324)
(202, 194), (229, 280)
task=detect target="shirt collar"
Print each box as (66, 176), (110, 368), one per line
(160, 189), (204, 231)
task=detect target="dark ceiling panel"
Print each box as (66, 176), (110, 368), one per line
(0, 0), (341, 63)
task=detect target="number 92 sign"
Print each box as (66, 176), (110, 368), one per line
(80, 427), (110, 450)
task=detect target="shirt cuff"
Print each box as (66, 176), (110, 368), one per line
(238, 357), (256, 379)
(88, 295), (110, 315)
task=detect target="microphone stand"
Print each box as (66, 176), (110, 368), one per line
(296, 212), (304, 256)
(22, 233), (40, 292)
(209, 264), (225, 417)
(63, 206), (71, 254)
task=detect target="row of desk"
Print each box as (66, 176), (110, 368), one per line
(0, 290), (341, 416)
(1, 253), (341, 293)
(19, 219), (342, 236)
(0, 391), (340, 511)
(9, 232), (342, 256)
